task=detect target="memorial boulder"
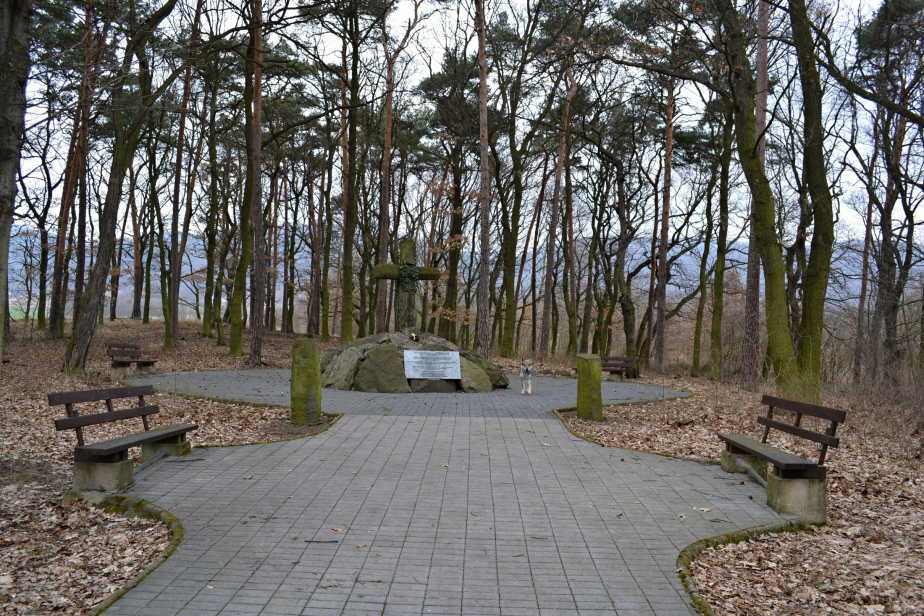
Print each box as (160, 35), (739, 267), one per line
(320, 331), (508, 393)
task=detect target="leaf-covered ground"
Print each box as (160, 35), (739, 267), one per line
(565, 374), (924, 615)
(0, 322), (334, 613)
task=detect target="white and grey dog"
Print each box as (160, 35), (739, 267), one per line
(519, 358), (534, 395)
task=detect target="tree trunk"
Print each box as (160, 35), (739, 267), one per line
(655, 80), (673, 371)
(47, 110), (80, 339)
(742, 0), (769, 391)
(169, 0), (204, 341)
(475, 0), (491, 358)
(109, 205), (129, 320)
(229, 44), (255, 356)
(202, 69), (220, 337)
(143, 195), (154, 324)
(853, 110), (880, 384)
(717, 0), (800, 397)
(0, 0), (30, 361)
(788, 0), (835, 399)
(129, 164), (144, 320)
(248, 0), (265, 366)
(341, 8), (360, 344)
(440, 141), (464, 343)
(709, 107), (733, 381)
(540, 66), (578, 356)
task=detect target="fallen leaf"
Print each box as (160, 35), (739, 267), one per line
(288, 535), (298, 540)
(243, 475), (253, 480)
(332, 527), (342, 532)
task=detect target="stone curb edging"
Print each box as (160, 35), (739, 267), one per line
(62, 490), (185, 616)
(192, 412), (343, 449)
(550, 406), (815, 616)
(675, 518), (812, 615)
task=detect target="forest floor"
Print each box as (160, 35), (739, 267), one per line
(2, 319), (921, 614)
(565, 374), (924, 615)
(0, 321), (333, 613)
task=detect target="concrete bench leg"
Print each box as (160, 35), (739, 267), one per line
(110, 364), (134, 381)
(73, 460), (134, 492)
(141, 438), (191, 462)
(720, 450), (768, 480)
(767, 474), (827, 525)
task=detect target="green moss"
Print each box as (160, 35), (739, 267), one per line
(291, 338), (322, 425)
(576, 354), (603, 421)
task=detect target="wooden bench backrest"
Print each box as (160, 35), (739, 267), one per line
(759, 395), (847, 465)
(105, 342), (140, 350)
(107, 348), (143, 359)
(49, 386), (158, 447)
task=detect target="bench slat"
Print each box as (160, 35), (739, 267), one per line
(761, 395), (847, 424)
(75, 423), (198, 456)
(108, 349), (143, 358)
(48, 385), (155, 407)
(756, 416), (840, 448)
(718, 434), (818, 469)
(54, 405), (160, 431)
(105, 342), (140, 350)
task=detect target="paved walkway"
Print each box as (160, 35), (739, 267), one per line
(109, 370), (790, 616)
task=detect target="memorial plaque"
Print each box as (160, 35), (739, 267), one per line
(404, 350), (462, 380)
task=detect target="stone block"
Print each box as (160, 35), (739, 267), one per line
(767, 473), (828, 525)
(142, 439), (192, 462)
(110, 365), (133, 381)
(461, 352), (509, 389)
(291, 338), (323, 424)
(576, 354), (603, 421)
(323, 347), (362, 390)
(720, 450), (768, 480)
(354, 345), (411, 393)
(459, 358), (492, 393)
(410, 379), (458, 393)
(73, 459), (134, 492)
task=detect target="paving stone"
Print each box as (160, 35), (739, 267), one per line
(113, 371), (790, 614)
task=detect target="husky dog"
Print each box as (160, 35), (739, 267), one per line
(519, 358), (534, 395)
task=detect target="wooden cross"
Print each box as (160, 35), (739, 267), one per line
(372, 237), (441, 331)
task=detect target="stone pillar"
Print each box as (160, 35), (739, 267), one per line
(396, 237), (418, 331)
(576, 354), (603, 421)
(291, 338), (322, 425)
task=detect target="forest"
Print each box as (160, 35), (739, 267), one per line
(1, 0), (923, 404)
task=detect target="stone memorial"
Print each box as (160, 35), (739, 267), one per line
(320, 330), (508, 394)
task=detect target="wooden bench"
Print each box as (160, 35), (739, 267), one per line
(718, 395), (846, 524)
(50, 385), (197, 492)
(601, 356), (639, 379)
(106, 342), (157, 377)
